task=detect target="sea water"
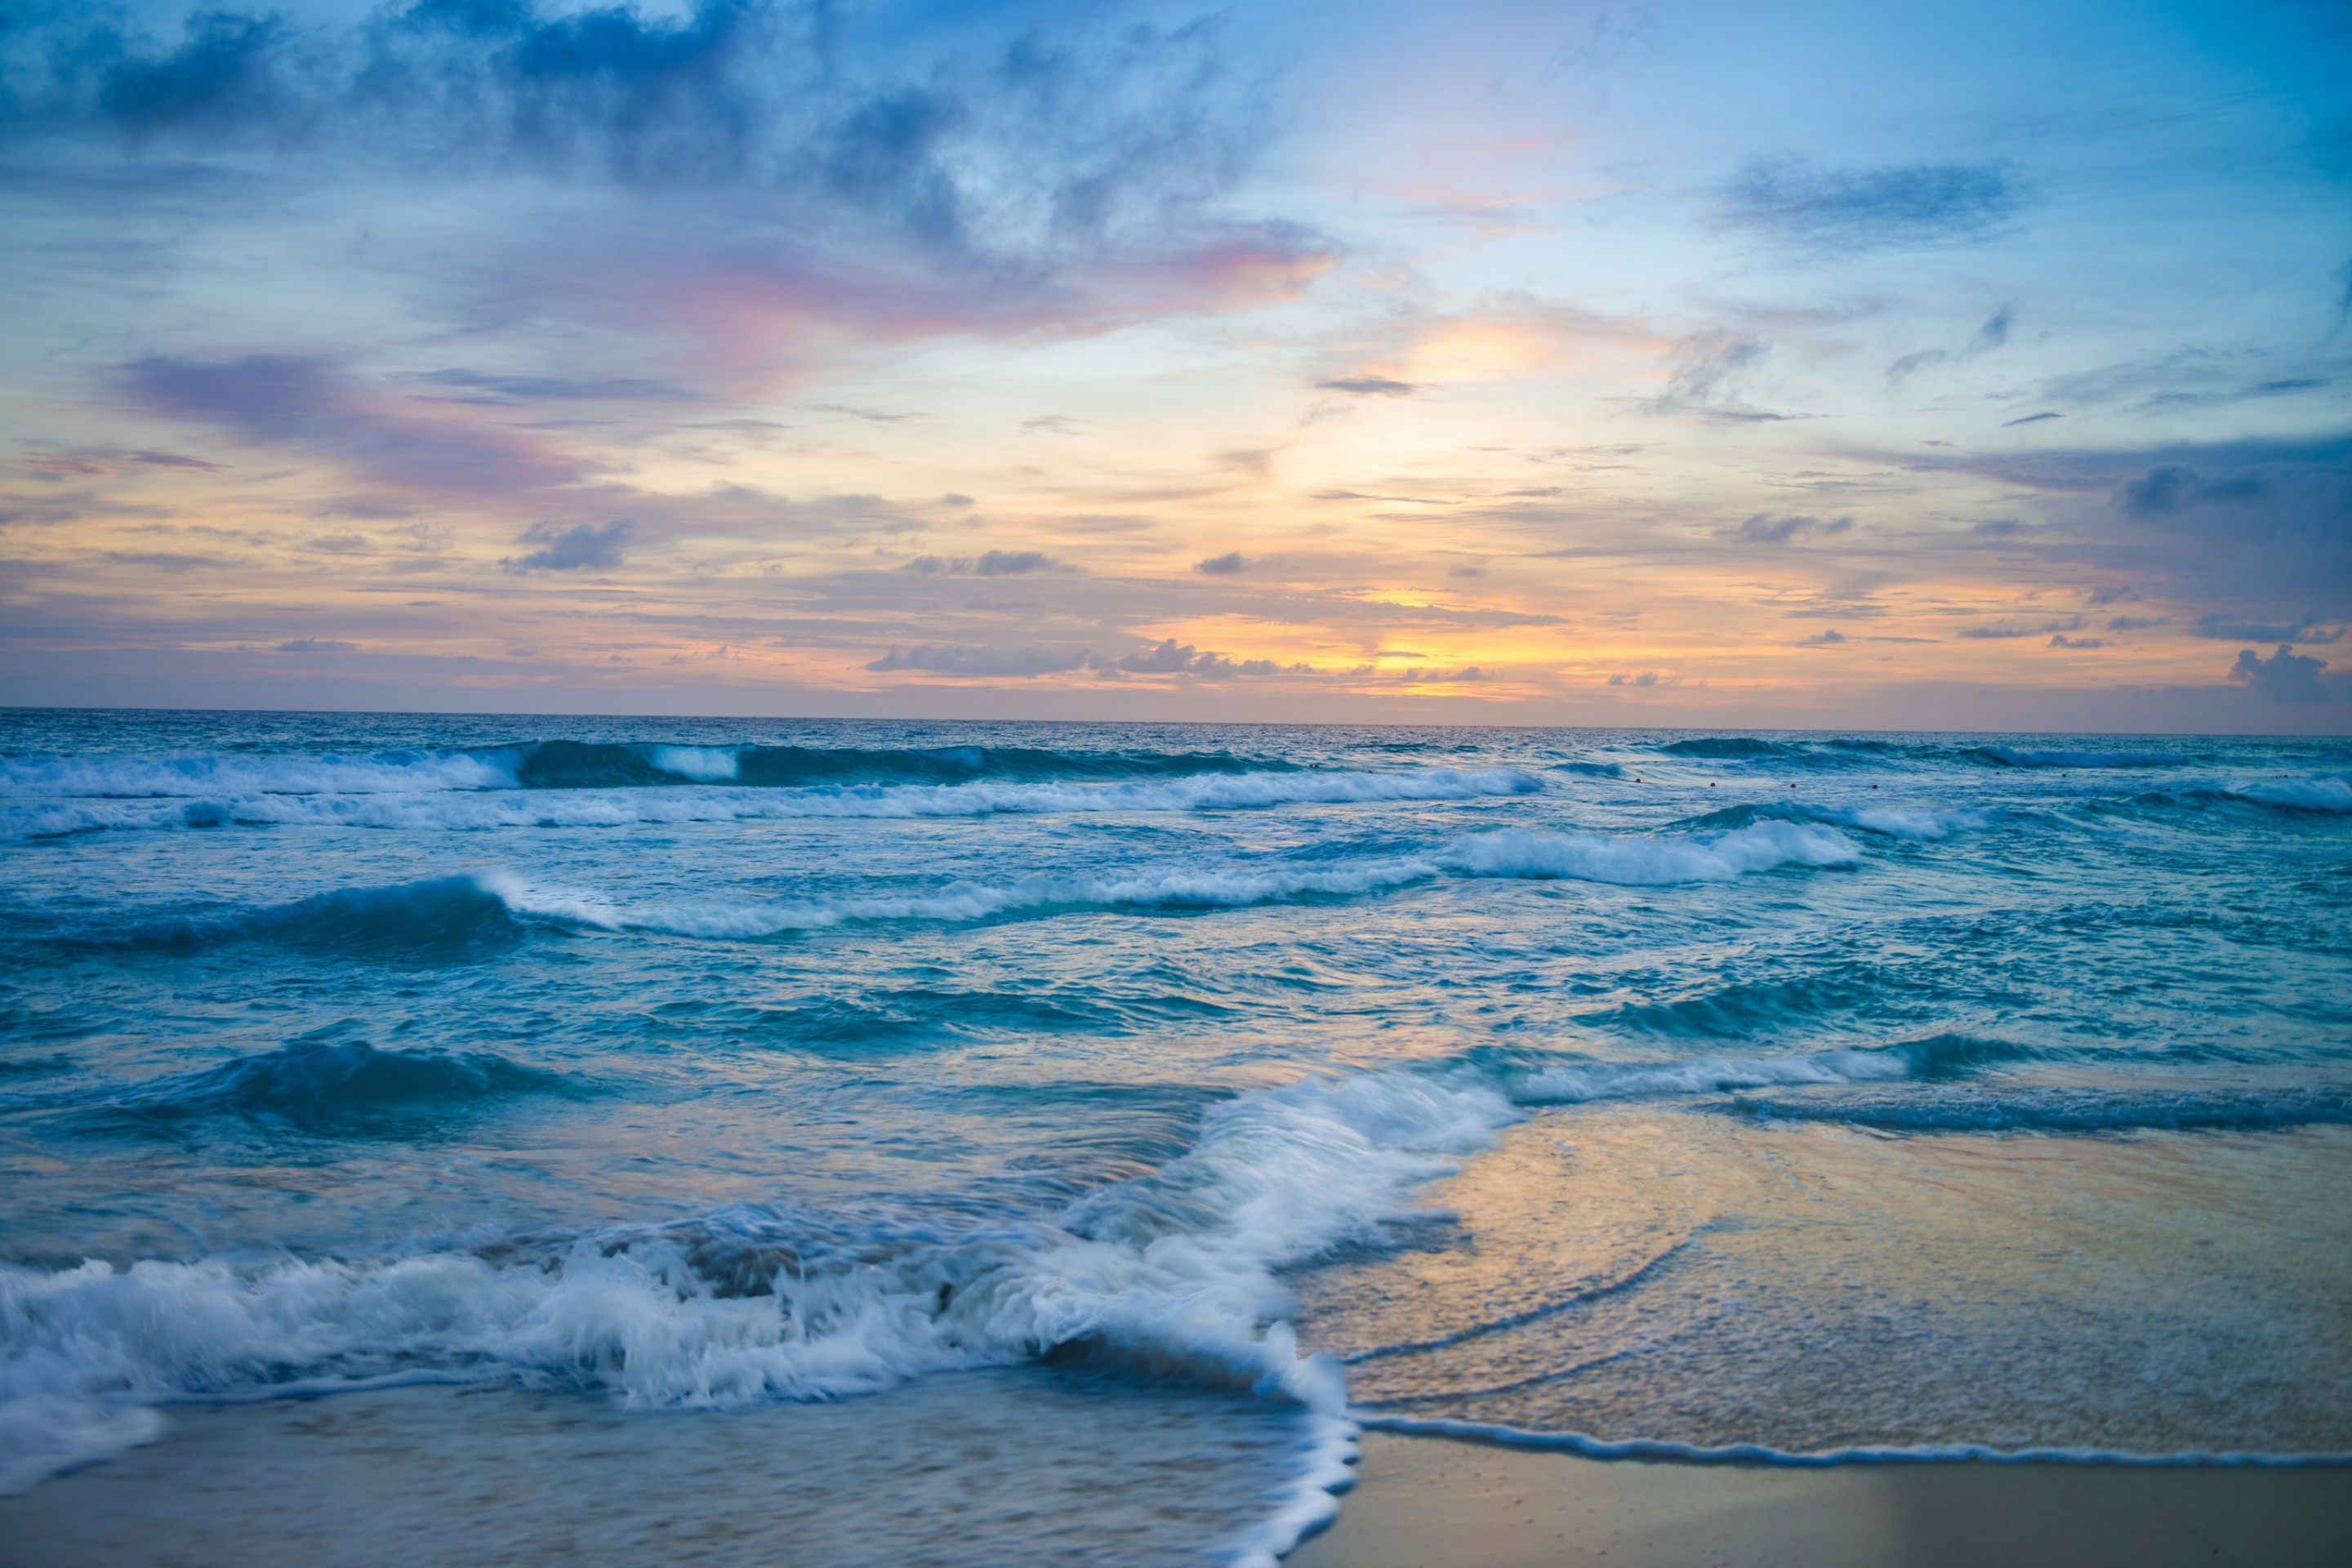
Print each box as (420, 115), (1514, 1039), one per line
(2, 710), (2348, 1561)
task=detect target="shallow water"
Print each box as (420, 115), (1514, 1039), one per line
(3, 711), (2349, 1558)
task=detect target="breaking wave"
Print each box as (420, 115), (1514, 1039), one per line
(114, 876), (529, 961)
(109, 1040), (576, 1129)
(2225, 776), (2352, 815)
(0, 742), (1294, 804)
(1438, 822), (1858, 881)
(0, 1067), (1517, 1549)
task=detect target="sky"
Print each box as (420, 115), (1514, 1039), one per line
(2, 0), (2348, 731)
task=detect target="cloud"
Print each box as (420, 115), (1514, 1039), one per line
(2194, 613), (2343, 642)
(1089, 638), (1313, 679)
(1799, 627), (1846, 645)
(1956, 617), (2083, 640)
(2230, 644), (2332, 703)
(2115, 464), (2268, 518)
(1887, 305), (2011, 384)
(124, 354), (578, 494)
(1719, 158), (2023, 251)
(1317, 376), (1418, 397)
(1900, 433), (2352, 631)
(865, 642), (1087, 676)
(8, 0), (1323, 325)
(1194, 550), (1249, 575)
(276, 638), (355, 653)
(410, 370), (697, 403)
(506, 519), (632, 572)
(1723, 513), (1851, 544)
(1664, 329), (1764, 403)
(2047, 633), (2108, 648)
(2002, 412), (2063, 427)
(899, 550), (1058, 576)
(2107, 615), (2168, 630)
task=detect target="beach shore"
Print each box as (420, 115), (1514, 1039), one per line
(7, 1388), (2348, 1567)
(1289, 1431), (2352, 1568)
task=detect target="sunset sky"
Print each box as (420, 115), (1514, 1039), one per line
(3, 0), (2348, 729)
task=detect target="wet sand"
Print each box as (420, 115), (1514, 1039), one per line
(7, 1388), (2349, 1567)
(1289, 1431), (2352, 1568)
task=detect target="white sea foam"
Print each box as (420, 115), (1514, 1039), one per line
(0, 1069), (1515, 1555)
(477, 823), (1856, 939)
(1505, 1041), (1940, 1105)
(648, 746), (741, 782)
(1441, 822), (1859, 883)
(2, 768), (1544, 839)
(1805, 804), (1989, 840)
(0, 751), (515, 800)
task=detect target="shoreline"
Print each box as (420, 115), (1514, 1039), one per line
(1289, 1430), (2352, 1568)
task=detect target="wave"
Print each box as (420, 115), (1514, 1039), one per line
(1970, 746), (2186, 769)
(55, 823), (1860, 955)
(1491, 1035), (2028, 1106)
(2, 767), (1544, 839)
(517, 741), (1288, 791)
(0, 742), (1295, 803)
(1653, 737), (1795, 759)
(109, 1040), (575, 1129)
(2226, 776), (2352, 815)
(1728, 1084), (2352, 1135)
(0, 1068), (1524, 1555)
(115, 876), (530, 961)
(0, 751), (513, 800)
(1352, 1414), (2350, 1467)
(1438, 822), (1857, 883)
(1675, 801), (1991, 842)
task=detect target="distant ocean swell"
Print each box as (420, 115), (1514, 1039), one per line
(2, 766), (1543, 840)
(59, 822), (1861, 955)
(0, 742), (1290, 800)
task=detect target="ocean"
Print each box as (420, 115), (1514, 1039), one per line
(3, 709), (2349, 1564)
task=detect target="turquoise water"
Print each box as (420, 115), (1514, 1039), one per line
(4, 710), (2350, 1560)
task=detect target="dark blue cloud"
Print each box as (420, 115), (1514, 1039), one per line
(2230, 644), (2332, 703)
(1720, 158), (2023, 251)
(3, 1), (1294, 273)
(1723, 513), (1851, 544)
(506, 518), (632, 571)
(1194, 551), (1248, 574)
(1318, 376), (1417, 396)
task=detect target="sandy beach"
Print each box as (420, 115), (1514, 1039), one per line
(1290, 1431), (2352, 1568)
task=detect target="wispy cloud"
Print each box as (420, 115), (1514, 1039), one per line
(124, 354), (579, 495)
(1718, 158), (2025, 251)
